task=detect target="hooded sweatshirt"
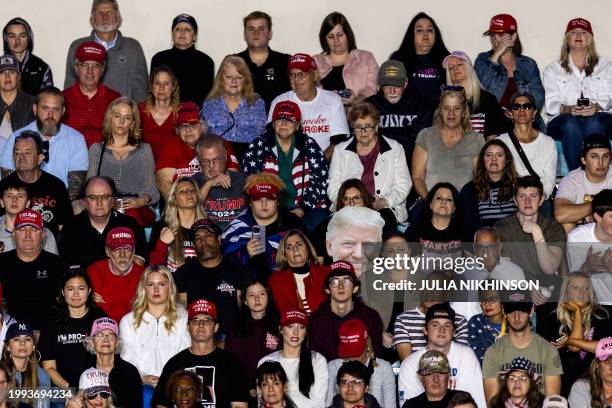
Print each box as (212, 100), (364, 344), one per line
(3, 17), (53, 96)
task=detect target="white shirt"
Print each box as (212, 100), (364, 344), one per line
(497, 132), (558, 199)
(397, 342), (487, 408)
(258, 350), (328, 408)
(543, 56), (612, 117)
(556, 167), (612, 203)
(119, 308), (191, 377)
(268, 89), (349, 151)
(567, 222), (612, 305)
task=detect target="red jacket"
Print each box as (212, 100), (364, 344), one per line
(268, 263), (329, 315)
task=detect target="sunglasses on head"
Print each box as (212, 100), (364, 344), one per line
(87, 392), (111, 400)
(440, 85), (464, 92)
(510, 102), (534, 111)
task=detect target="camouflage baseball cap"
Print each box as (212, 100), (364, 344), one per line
(417, 350), (451, 375)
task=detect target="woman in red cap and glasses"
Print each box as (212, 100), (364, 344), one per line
(475, 14), (544, 116)
(544, 17), (612, 171)
(258, 309), (328, 408)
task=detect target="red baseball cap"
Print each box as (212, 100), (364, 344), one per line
(247, 183), (280, 201)
(176, 102), (200, 127)
(280, 309), (308, 327)
(272, 101), (301, 124)
(105, 227), (135, 251)
(75, 41), (107, 64)
(338, 319), (368, 358)
(14, 209), (43, 230)
(484, 14), (517, 35)
(188, 299), (217, 320)
(288, 53), (317, 72)
(566, 18), (593, 35)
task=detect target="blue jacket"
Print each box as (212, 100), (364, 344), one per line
(475, 51), (545, 110)
(467, 313), (505, 365)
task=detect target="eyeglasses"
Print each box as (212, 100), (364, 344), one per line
(284, 242), (305, 252)
(510, 102), (534, 111)
(94, 332), (117, 341)
(0, 380), (8, 386)
(289, 72), (309, 80)
(87, 392), (111, 400)
(353, 124), (376, 133)
(77, 62), (103, 71)
(224, 75), (244, 83)
(85, 194), (113, 203)
(329, 277), (354, 288)
(342, 195), (362, 205)
(338, 379), (365, 388)
(200, 157), (226, 167)
(178, 124), (200, 132)
(189, 317), (215, 327)
(440, 85), (465, 92)
(508, 375), (530, 383)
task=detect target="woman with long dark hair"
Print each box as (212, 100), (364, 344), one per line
(258, 309), (327, 408)
(39, 268), (105, 391)
(460, 139), (518, 240)
(313, 12), (378, 105)
(390, 12), (450, 104)
(490, 357), (544, 408)
(257, 361), (298, 408)
(226, 279), (280, 405)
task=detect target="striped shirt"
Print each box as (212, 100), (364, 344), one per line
(477, 184), (517, 223)
(393, 307), (469, 351)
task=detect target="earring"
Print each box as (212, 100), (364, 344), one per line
(28, 350), (42, 365)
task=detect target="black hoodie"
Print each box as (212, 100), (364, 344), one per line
(3, 17), (54, 96)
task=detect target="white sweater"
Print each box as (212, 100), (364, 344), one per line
(119, 307), (191, 377)
(258, 350), (328, 408)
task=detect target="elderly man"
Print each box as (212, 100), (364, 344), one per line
(151, 299), (249, 408)
(0, 54), (35, 150)
(0, 209), (64, 331)
(236, 11), (290, 110)
(62, 41), (121, 147)
(268, 53), (349, 159)
(464, 227), (525, 282)
(64, 0), (147, 101)
(0, 87), (88, 201)
(365, 60), (433, 167)
(193, 134), (247, 231)
(156, 102), (239, 201)
(244, 100), (329, 232)
(0, 131), (72, 236)
(401, 351), (458, 408)
(58, 176), (146, 269)
(2, 17), (53, 95)
(87, 226), (144, 322)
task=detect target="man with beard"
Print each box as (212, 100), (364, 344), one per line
(64, 0), (147, 101)
(0, 87), (88, 208)
(482, 291), (562, 402)
(0, 131), (72, 236)
(174, 219), (249, 340)
(86, 226), (144, 323)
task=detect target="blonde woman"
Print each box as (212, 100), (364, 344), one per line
(87, 96), (160, 227)
(119, 265), (190, 405)
(149, 177), (206, 271)
(200, 55), (267, 162)
(537, 272), (610, 396)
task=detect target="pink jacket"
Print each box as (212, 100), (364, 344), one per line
(313, 49), (379, 99)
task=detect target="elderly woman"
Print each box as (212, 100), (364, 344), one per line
(149, 177), (206, 271)
(67, 367), (115, 408)
(329, 102), (411, 224)
(569, 337), (612, 408)
(460, 139), (518, 239)
(165, 370), (201, 408)
(475, 14), (545, 112)
(412, 87), (484, 199)
(313, 12), (378, 105)
(150, 14), (214, 106)
(257, 361), (298, 408)
(269, 230), (328, 316)
(390, 12), (450, 104)
(87, 96), (160, 227)
(243, 101), (329, 232)
(536, 272), (610, 396)
(544, 18), (612, 171)
(138, 65), (180, 161)
(200, 55), (267, 162)
(497, 91), (558, 199)
(444, 51), (507, 138)
(86, 317), (143, 408)
(490, 357), (544, 408)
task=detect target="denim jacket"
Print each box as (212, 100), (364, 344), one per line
(475, 51), (545, 110)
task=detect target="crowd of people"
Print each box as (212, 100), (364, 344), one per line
(0, 1), (610, 407)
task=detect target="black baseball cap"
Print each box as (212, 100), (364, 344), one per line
(502, 290), (533, 314)
(582, 133), (611, 156)
(425, 303), (456, 327)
